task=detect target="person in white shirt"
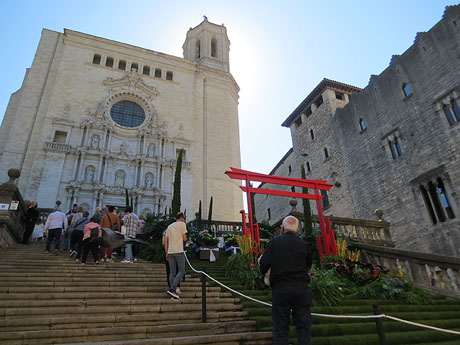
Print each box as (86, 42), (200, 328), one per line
(44, 207), (68, 253)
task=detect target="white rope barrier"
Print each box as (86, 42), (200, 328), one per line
(184, 252), (460, 336)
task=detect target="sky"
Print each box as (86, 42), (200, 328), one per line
(0, 0), (458, 176)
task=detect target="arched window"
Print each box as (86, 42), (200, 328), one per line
(110, 101), (145, 128)
(211, 38), (217, 57)
(359, 118), (366, 130)
(196, 40), (201, 59)
(402, 83), (412, 97)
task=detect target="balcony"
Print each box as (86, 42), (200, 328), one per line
(44, 142), (71, 153)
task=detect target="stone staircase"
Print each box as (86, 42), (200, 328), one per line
(0, 243), (272, 344)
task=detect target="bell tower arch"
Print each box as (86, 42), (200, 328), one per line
(183, 17), (230, 72)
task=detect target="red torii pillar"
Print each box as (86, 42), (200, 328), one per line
(225, 167), (338, 259)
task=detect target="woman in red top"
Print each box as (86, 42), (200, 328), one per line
(81, 216), (103, 265)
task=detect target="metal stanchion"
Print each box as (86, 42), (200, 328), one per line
(201, 266), (207, 323)
(373, 303), (387, 345)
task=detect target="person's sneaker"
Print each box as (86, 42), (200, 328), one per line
(75, 258), (79, 262)
(81, 262), (86, 265)
(107, 258), (113, 263)
(133, 258), (137, 262)
(121, 260), (131, 263)
(176, 287), (182, 295)
(44, 250), (49, 253)
(95, 260), (100, 265)
(69, 250), (77, 257)
(166, 289), (180, 299)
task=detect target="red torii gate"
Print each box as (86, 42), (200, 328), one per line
(225, 167), (338, 259)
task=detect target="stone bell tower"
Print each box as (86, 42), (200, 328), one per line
(183, 17), (230, 72)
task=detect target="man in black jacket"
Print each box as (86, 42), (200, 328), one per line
(260, 215), (312, 345)
(22, 201), (39, 245)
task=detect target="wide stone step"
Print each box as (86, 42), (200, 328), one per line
(0, 291), (233, 300)
(0, 296), (241, 308)
(0, 286), (224, 294)
(0, 302), (243, 319)
(56, 331), (274, 345)
(0, 321), (268, 345)
(0, 311), (249, 331)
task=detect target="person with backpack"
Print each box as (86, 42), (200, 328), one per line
(69, 211), (90, 261)
(100, 206), (120, 262)
(81, 216), (102, 265)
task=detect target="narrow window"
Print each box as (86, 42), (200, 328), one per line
(288, 165), (292, 176)
(291, 186), (295, 193)
(306, 162), (311, 172)
(428, 181), (446, 222)
(310, 129), (315, 140)
(196, 40), (201, 59)
(437, 177), (455, 219)
(335, 92), (344, 100)
(314, 95), (323, 108)
(53, 131), (67, 144)
(321, 190), (330, 208)
(105, 57), (114, 67)
(154, 68), (162, 78)
(359, 118), (366, 130)
(324, 147), (329, 159)
(211, 38), (217, 57)
(388, 136), (403, 159)
(444, 104), (456, 126)
(420, 185), (437, 225)
(92, 54), (101, 65)
(402, 83), (412, 97)
(131, 63), (138, 72)
(166, 71), (173, 81)
(451, 99), (460, 122)
(305, 106), (312, 117)
(267, 208), (271, 220)
(118, 60), (126, 70)
(143, 65), (150, 75)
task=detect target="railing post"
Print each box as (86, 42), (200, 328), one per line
(373, 303), (387, 345)
(201, 267), (207, 323)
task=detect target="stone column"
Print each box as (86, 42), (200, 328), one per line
(92, 191), (98, 213)
(71, 153), (80, 180)
(77, 152), (86, 180)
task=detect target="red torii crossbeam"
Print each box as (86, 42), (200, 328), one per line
(225, 167), (338, 258)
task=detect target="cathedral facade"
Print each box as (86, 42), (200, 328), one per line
(255, 5), (460, 256)
(0, 19), (243, 220)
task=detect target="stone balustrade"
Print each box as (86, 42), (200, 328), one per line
(352, 242), (460, 298)
(44, 141), (71, 152)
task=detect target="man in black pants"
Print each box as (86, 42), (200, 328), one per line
(22, 201), (39, 244)
(260, 215), (312, 345)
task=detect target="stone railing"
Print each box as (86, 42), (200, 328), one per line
(0, 169), (28, 248)
(170, 159), (192, 168)
(311, 214), (394, 247)
(190, 219), (247, 237)
(352, 242), (460, 298)
(44, 141), (71, 153)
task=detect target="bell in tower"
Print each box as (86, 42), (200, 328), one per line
(183, 17), (231, 72)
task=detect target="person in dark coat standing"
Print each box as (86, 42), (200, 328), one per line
(260, 215), (313, 345)
(22, 201), (39, 244)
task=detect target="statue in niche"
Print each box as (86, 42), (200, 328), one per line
(145, 173), (154, 189)
(119, 141), (128, 155)
(85, 166), (95, 182)
(114, 170), (125, 187)
(147, 143), (156, 157)
(91, 134), (100, 149)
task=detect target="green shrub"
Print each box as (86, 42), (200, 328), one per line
(226, 253), (266, 290)
(310, 269), (346, 306)
(138, 240), (165, 263)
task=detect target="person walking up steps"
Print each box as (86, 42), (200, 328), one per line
(121, 207), (137, 264)
(44, 207), (68, 253)
(164, 212), (187, 299)
(81, 216), (102, 265)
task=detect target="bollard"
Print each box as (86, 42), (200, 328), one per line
(201, 267), (207, 323)
(373, 303), (387, 345)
